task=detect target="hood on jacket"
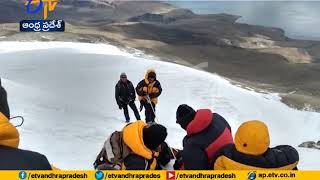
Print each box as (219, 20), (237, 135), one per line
(0, 112), (19, 148)
(122, 121), (153, 160)
(235, 120), (270, 156)
(144, 69), (156, 84)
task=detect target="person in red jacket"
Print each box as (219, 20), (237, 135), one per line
(174, 104), (233, 170)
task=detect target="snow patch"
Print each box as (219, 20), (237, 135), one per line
(0, 42), (319, 170)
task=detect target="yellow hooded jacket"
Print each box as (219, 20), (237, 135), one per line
(122, 121), (159, 170)
(0, 112), (19, 149)
(0, 112), (55, 170)
(136, 69), (162, 105)
(214, 120), (299, 170)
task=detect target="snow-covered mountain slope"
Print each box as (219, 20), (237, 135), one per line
(0, 42), (319, 170)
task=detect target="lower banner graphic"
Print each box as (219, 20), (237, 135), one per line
(0, 170), (319, 180)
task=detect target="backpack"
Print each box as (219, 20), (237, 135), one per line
(93, 131), (131, 170)
(93, 132), (178, 170)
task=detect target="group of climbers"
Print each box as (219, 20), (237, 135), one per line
(105, 68), (299, 171)
(94, 102), (299, 171)
(115, 69), (162, 123)
(0, 68), (299, 170)
(173, 105), (299, 170)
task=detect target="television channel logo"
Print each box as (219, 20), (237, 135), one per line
(21, 0), (65, 32)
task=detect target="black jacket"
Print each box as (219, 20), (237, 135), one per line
(0, 86), (10, 119)
(0, 145), (52, 170)
(115, 80), (136, 105)
(123, 154), (153, 170)
(181, 110), (233, 170)
(214, 144), (299, 170)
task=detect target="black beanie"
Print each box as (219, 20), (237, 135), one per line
(176, 104), (196, 130)
(0, 78), (10, 119)
(143, 124), (167, 151)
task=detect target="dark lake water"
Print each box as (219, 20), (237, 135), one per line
(168, 1), (320, 40)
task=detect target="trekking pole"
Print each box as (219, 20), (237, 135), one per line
(145, 95), (159, 123)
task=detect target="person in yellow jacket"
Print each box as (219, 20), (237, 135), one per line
(0, 78), (53, 170)
(94, 121), (168, 170)
(136, 69), (162, 123)
(213, 120), (299, 170)
(122, 121), (167, 170)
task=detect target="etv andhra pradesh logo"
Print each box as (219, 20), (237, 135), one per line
(20, 0), (65, 32)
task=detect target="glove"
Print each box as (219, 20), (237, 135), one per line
(175, 150), (183, 159)
(149, 93), (156, 98)
(173, 150), (183, 170)
(141, 92), (147, 96)
(144, 95), (151, 102)
(118, 105), (122, 110)
(171, 148), (181, 159)
(128, 97), (134, 103)
(139, 103), (143, 112)
(173, 157), (184, 170)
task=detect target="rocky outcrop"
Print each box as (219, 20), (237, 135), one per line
(128, 13), (175, 24)
(299, 141), (320, 150)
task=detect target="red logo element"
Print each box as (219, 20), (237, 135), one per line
(166, 171), (175, 180)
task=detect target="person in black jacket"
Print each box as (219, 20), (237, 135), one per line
(0, 78), (53, 170)
(174, 104), (233, 170)
(136, 69), (162, 123)
(0, 79), (9, 119)
(213, 120), (299, 170)
(115, 73), (140, 122)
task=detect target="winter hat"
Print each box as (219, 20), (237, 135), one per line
(235, 120), (270, 156)
(0, 78), (10, 119)
(143, 124), (167, 151)
(176, 104), (196, 130)
(120, 72), (127, 78)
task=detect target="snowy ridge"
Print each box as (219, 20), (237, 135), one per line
(0, 42), (319, 170)
(0, 42), (131, 57)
